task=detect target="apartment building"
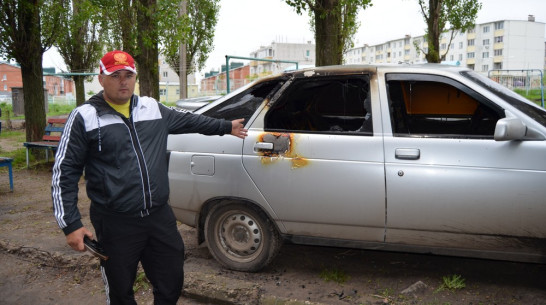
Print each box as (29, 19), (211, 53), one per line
(344, 16), (545, 74)
(249, 41), (315, 76)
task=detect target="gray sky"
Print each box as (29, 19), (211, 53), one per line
(43, 0), (546, 75)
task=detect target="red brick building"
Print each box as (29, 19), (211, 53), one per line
(200, 64), (251, 95)
(0, 62), (74, 97)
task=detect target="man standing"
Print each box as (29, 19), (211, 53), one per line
(51, 50), (247, 304)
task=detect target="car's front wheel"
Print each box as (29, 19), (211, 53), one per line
(204, 203), (281, 272)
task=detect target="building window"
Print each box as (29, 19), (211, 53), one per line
(483, 39), (490, 45)
(494, 21), (504, 30)
(450, 55), (454, 61)
(459, 42), (463, 49)
(176, 89), (180, 95)
(458, 54), (463, 61)
(159, 89), (167, 96)
(404, 50), (410, 55)
(482, 52), (489, 58)
(2, 74), (6, 80)
(163, 71), (168, 78)
(3, 84), (6, 91)
(494, 36), (503, 43)
(482, 65), (489, 72)
(467, 52), (475, 59)
(494, 62), (502, 69)
(306, 50), (310, 57)
(494, 49), (503, 56)
(451, 44), (455, 49)
(467, 39), (475, 46)
(468, 28), (475, 34)
(441, 43), (446, 50)
(467, 64), (475, 70)
(483, 26), (490, 33)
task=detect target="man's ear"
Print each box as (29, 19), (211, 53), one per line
(98, 74), (104, 86)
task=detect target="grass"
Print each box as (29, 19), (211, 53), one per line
(435, 274), (466, 292)
(514, 88), (545, 106)
(319, 267), (349, 284)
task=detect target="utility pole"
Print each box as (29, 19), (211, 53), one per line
(179, 0), (188, 99)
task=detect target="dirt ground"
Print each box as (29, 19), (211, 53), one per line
(1, 130), (546, 305)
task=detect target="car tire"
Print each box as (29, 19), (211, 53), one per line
(204, 202), (282, 272)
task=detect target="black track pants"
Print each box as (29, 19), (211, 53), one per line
(90, 204), (185, 305)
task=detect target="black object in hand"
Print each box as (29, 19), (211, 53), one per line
(83, 236), (109, 261)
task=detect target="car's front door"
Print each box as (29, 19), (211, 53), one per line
(379, 71), (546, 260)
(242, 73), (386, 242)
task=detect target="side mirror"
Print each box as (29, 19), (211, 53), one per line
(494, 118), (527, 141)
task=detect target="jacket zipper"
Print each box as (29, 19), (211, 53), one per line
(123, 116), (153, 211)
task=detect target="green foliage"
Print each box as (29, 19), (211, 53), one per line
(319, 267), (349, 284)
(283, 0), (372, 66)
(133, 270), (150, 293)
(417, 0), (482, 63)
(435, 274), (466, 292)
(164, 0), (220, 76)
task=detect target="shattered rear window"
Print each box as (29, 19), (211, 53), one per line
(203, 80), (284, 123)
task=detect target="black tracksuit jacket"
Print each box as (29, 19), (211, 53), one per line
(52, 92), (232, 235)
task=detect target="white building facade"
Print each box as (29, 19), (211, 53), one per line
(249, 41), (315, 76)
(344, 17), (545, 74)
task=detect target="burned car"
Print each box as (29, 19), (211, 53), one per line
(167, 64), (546, 272)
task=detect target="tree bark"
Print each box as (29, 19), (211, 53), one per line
(73, 75), (86, 105)
(136, 0), (160, 100)
(315, 0), (343, 66)
(18, 0), (47, 142)
(425, 0), (442, 63)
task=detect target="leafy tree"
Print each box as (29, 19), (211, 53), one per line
(164, 0), (220, 99)
(417, 0), (482, 63)
(0, 0), (65, 142)
(284, 0), (372, 66)
(98, 0), (189, 100)
(56, 0), (105, 105)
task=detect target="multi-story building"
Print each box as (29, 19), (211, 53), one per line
(249, 41), (315, 76)
(345, 16), (545, 74)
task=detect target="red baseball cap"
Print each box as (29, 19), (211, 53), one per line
(99, 50), (137, 75)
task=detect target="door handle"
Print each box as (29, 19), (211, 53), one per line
(254, 142), (273, 152)
(395, 148), (420, 160)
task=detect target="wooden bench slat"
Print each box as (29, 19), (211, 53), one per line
(23, 117), (67, 167)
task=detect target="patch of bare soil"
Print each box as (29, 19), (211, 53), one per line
(1, 134), (545, 305)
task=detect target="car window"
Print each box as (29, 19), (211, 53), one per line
(264, 75), (372, 135)
(386, 74), (504, 139)
(203, 79), (284, 122)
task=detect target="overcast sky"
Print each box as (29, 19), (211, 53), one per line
(43, 0), (546, 75)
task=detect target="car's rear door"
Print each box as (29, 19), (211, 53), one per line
(378, 69), (546, 261)
(242, 71), (386, 242)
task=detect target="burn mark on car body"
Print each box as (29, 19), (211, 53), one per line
(257, 133), (309, 169)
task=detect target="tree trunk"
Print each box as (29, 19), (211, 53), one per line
(18, 0), (47, 142)
(73, 75), (86, 105)
(425, 0), (442, 63)
(315, 0), (343, 66)
(136, 0), (159, 100)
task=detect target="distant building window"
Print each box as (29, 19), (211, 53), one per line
(467, 39), (475, 46)
(494, 49), (503, 56)
(458, 54), (463, 61)
(450, 55), (454, 61)
(483, 39), (490, 45)
(306, 50), (310, 57)
(494, 21), (504, 30)
(482, 52), (489, 58)
(2, 74), (6, 80)
(494, 36), (503, 43)
(482, 65), (489, 72)
(467, 52), (475, 59)
(3, 84), (6, 91)
(468, 28), (475, 34)
(467, 64), (475, 70)
(494, 62), (502, 69)
(404, 50), (410, 55)
(159, 89), (167, 96)
(483, 26), (490, 33)
(459, 42), (463, 49)
(441, 43), (446, 50)
(163, 71), (168, 78)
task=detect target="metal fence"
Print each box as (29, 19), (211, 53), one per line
(488, 69), (545, 107)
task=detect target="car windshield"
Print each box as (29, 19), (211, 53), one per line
(461, 71), (546, 128)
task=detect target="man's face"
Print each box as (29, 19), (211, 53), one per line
(98, 70), (136, 104)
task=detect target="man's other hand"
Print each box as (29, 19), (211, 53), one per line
(231, 119), (248, 139)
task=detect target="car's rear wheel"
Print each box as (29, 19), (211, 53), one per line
(204, 203), (281, 272)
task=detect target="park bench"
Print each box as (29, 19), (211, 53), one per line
(0, 157), (13, 191)
(23, 118), (67, 168)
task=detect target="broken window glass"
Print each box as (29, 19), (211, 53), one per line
(203, 79), (284, 122)
(264, 75), (372, 135)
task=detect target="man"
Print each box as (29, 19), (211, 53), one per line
(51, 50), (247, 304)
